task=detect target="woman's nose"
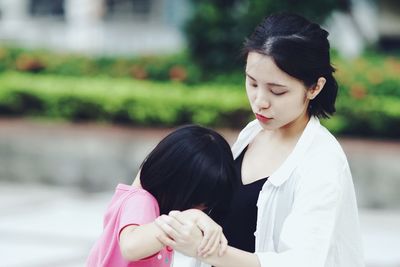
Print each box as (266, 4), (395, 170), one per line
(254, 90), (270, 110)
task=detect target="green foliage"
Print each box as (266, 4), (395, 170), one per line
(185, 0), (342, 73)
(0, 46), (202, 84)
(320, 52), (400, 138)
(0, 48), (399, 138)
(0, 72), (250, 127)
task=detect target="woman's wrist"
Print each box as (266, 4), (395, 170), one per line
(199, 246), (261, 267)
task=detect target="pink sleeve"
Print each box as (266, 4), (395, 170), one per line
(118, 191), (159, 233)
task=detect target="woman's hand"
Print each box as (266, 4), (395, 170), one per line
(155, 214), (203, 258)
(156, 210), (228, 258)
(177, 209), (227, 257)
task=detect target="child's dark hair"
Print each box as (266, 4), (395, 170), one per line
(243, 12), (338, 118)
(139, 125), (239, 220)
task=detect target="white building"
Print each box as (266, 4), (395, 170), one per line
(0, 0), (191, 55)
(326, 0), (400, 58)
(0, 0), (399, 57)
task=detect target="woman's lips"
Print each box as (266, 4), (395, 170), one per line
(255, 113), (271, 123)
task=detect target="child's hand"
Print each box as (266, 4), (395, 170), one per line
(169, 210), (228, 257)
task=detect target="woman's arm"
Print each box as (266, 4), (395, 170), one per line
(119, 221), (165, 261)
(166, 209), (228, 256)
(201, 245), (260, 267)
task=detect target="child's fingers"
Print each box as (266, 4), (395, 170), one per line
(204, 232), (221, 257)
(181, 221), (198, 239)
(197, 228), (213, 252)
(165, 215), (184, 231)
(161, 214), (183, 230)
(156, 233), (176, 247)
(204, 232), (218, 254)
(169, 210), (186, 224)
(169, 210), (180, 217)
(218, 234), (228, 256)
(155, 215), (181, 239)
(199, 231), (218, 256)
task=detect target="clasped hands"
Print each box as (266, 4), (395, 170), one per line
(155, 209), (227, 259)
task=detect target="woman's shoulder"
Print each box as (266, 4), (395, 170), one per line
(313, 122), (347, 159)
(296, 119), (350, 178)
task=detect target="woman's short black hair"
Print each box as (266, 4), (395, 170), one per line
(139, 125), (239, 220)
(243, 12), (338, 118)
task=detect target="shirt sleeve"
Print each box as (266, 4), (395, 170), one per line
(118, 191), (159, 233)
(256, 154), (346, 267)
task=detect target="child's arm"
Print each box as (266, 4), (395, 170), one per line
(122, 171), (163, 260)
(119, 221), (166, 261)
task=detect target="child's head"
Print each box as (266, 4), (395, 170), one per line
(139, 125), (239, 218)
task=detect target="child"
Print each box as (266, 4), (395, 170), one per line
(86, 125), (239, 267)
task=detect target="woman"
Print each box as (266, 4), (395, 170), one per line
(156, 12), (364, 267)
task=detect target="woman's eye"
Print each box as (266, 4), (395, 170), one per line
(272, 91), (286, 96)
(251, 84), (258, 88)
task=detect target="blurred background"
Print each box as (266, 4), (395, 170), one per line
(0, 0), (399, 266)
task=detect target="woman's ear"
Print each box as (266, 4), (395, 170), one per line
(307, 77), (326, 100)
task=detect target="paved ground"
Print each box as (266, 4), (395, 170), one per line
(1, 182), (400, 267)
(0, 118), (399, 267)
(1, 118), (399, 208)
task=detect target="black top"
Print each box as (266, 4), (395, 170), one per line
(222, 146), (268, 253)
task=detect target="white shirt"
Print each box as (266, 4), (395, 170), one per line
(177, 117), (364, 267)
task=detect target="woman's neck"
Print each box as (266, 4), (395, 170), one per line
(273, 113), (310, 142)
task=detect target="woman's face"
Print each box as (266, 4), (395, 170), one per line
(245, 52), (311, 131)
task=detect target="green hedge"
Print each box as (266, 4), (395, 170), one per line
(1, 46), (400, 138)
(0, 72), (250, 128)
(326, 53), (400, 138)
(0, 46), (202, 84)
(0, 71), (399, 138)
(323, 96), (400, 138)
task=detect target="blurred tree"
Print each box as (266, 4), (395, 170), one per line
(185, 0), (345, 76)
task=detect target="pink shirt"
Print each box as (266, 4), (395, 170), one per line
(87, 184), (173, 267)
